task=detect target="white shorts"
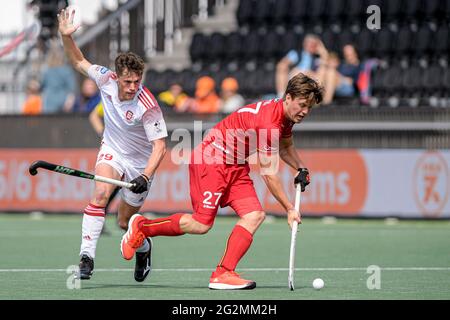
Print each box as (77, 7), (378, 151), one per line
(95, 144), (153, 207)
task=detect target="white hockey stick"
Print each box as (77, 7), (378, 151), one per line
(288, 183), (302, 291)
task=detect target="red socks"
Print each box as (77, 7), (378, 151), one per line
(216, 225), (253, 273)
(139, 213), (185, 237)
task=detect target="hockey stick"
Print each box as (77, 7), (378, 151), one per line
(28, 160), (134, 189)
(288, 183), (302, 291)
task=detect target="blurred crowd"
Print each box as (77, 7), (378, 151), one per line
(22, 34), (368, 116)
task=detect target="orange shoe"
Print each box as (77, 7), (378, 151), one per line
(209, 270), (256, 290)
(121, 214), (146, 260)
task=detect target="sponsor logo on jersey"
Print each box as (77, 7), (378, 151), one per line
(100, 67), (109, 74)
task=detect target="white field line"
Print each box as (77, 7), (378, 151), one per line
(0, 267), (449, 272)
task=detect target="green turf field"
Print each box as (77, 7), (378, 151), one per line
(0, 213), (449, 300)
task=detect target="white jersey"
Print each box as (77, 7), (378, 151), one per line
(88, 64), (168, 168)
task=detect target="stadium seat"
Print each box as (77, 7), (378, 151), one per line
(272, 0), (291, 26)
(422, 64), (444, 97)
(224, 32), (243, 62)
(236, 0), (256, 26)
(280, 30), (301, 57)
(326, 0), (347, 25)
(402, 65), (423, 99)
(189, 33), (209, 62)
(254, 0), (274, 27)
(382, 0), (404, 23)
(384, 65), (404, 97)
(241, 32), (262, 62)
(433, 24), (450, 58)
(207, 32), (226, 62)
(403, 0), (423, 23)
(394, 25), (413, 57)
(446, 0), (450, 20)
(287, 0), (309, 26)
(260, 30), (282, 60)
(354, 28), (375, 59)
(344, 0), (366, 23)
(372, 28), (394, 59)
(308, 0), (327, 22)
(411, 25), (433, 58)
(371, 67), (388, 98)
(423, 0), (442, 22)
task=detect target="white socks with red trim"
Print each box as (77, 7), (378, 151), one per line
(80, 204), (105, 259)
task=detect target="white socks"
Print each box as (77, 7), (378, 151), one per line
(80, 204), (106, 259)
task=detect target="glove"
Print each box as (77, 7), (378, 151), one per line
(129, 174), (149, 194)
(294, 168), (310, 192)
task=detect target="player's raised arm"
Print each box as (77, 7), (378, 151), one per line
(57, 8), (91, 76)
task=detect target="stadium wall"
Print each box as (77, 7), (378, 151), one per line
(0, 148), (448, 219)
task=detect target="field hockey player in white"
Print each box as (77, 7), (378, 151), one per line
(57, 7), (167, 282)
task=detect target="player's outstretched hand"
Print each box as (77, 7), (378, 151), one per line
(294, 168), (310, 192)
(57, 8), (80, 36)
(129, 174), (149, 194)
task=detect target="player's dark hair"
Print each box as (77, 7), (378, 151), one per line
(115, 52), (145, 77)
(284, 73), (324, 105)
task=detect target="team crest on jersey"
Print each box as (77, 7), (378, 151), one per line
(125, 110), (134, 121)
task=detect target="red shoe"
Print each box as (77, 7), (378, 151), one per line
(209, 270), (256, 290)
(121, 214), (146, 260)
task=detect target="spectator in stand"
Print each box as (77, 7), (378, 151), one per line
(40, 44), (76, 113)
(275, 34), (322, 98)
(183, 76), (221, 114)
(22, 79), (42, 115)
(219, 77), (245, 114)
(71, 78), (101, 113)
(157, 82), (189, 112)
(315, 44), (361, 105)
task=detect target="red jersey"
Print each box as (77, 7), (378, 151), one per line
(201, 98), (294, 164)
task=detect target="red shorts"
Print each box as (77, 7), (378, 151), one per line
(189, 148), (263, 226)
